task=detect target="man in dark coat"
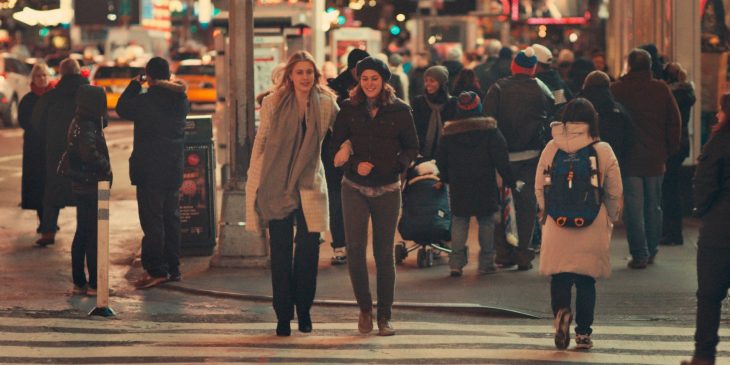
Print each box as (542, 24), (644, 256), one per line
(474, 40), (502, 97)
(483, 47), (554, 271)
(532, 44), (573, 109)
(610, 48), (681, 269)
(30, 58), (89, 246)
(117, 57), (189, 288)
(323, 48), (369, 265)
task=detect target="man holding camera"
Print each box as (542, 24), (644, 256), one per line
(117, 57), (190, 289)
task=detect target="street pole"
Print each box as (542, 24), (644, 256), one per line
(213, 0), (269, 268)
(89, 181), (115, 317)
(312, 0), (325, 66)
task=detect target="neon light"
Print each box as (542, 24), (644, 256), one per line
(526, 17), (587, 25)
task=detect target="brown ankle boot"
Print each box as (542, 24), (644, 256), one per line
(35, 232), (55, 246)
(377, 318), (395, 336)
(358, 310), (373, 334)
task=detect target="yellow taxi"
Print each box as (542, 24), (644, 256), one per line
(174, 60), (216, 104)
(90, 64), (144, 110)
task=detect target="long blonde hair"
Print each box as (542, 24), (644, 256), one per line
(30, 63), (51, 85)
(273, 51), (335, 98)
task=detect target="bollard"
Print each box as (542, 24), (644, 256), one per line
(89, 180), (116, 317)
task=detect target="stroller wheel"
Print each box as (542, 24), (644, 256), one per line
(395, 242), (408, 264)
(417, 248), (428, 268)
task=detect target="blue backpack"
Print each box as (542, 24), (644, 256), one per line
(543, 142), (602, 228)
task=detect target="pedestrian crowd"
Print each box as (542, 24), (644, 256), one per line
(16, 40), (727, 365)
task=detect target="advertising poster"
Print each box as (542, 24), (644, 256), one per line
(180, 145), (211, 242)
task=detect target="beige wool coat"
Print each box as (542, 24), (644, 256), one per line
(536, 122), (623, 279)
(245, 90), (339, 234)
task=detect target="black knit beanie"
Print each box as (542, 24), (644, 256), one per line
(347, 49), (370, 70)
(356, 56), (391, 82)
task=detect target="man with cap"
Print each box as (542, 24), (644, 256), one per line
(436, 91), (515, 277)
(412, 65), (457, 160)
(532, 43), (573, 108)
(117, 57), (190, 288)
(483, 46), (555, 271)
(323, 48), (369, 264)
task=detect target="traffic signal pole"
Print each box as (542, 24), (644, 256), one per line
(213, 0), (269, 268)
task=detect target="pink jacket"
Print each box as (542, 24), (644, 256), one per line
(536, 122), (623, 279)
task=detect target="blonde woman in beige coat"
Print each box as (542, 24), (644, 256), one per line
(245, 51), (339, 337)
(535, 98), (623, 351)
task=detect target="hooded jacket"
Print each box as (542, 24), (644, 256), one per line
(610, 70), (681, 176)
(668, 81), (696, 160)
(437, 116), (514, 216)
(117, 79), (190, 190)
(536, 122), (623, 279)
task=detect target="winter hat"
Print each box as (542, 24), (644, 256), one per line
(145, 57), (171, 81)
(388, 53), (403, 67)
(532, 44), (553, 65)
(498, 46), (513, 60)
(511, 47), (538, 76)
(356, 56), (391, 82)
(347, 48), (370, 70)
(76, 85), (108, 118)
(454, 91), (483, 119)
(582, 70), (611, 89)
(424, 65), (449, 86)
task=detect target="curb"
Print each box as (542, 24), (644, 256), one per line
(161, 283), (542, 319)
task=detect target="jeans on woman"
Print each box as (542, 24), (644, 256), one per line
(268, 208), (321, 322)
(71, 193), (97, 289)
(551, 272), (596, 335)
(342, 184), (400, 321)
(449, 214), (497, 271)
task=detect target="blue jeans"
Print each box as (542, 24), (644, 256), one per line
(623, 175), (663, 260)
(449, 214), (496, 271)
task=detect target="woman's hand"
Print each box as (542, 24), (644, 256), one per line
(333, 143), (352, 167)
(357, 162), (374, 176)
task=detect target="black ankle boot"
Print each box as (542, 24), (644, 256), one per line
(298, 315), (312, 333)
(276, 321), (291, 336)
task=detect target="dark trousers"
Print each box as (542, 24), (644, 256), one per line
(693, 245), (730, 361)
(268, 208), (321, 322)
(495, 158), (537, 266)
(322, 132), (346, 249)
(661, 154), (684, 244)
(38, 203), (60, 234)
(137, 187), (181, 278)
(551, 272), (596, 335)
(71, 193), (97, 289)
(35, 207), (44, 233)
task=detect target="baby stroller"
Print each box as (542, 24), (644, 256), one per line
(395, 159), (452, 268)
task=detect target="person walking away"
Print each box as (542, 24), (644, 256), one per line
(408, 52), (431, 106)
(483, 46), (555, 270)
(481, 47), (513, 95)
(660, 62), (696, 246)
(389, 53), (410, 105)
(331, 56), (419, 336)
(474, 39), (502, 96)
(19, 63), (54, 234)
(452, 69), (483, 99)
(30, 58), (89, 246)
(579, 71), (634, 168)
(324, 48), (370, 265)
(680, 93), (730, 365)
(436, 91), (515, 277)
(60, 85), (112, 296)
(412, 65), (456, 160)
(116, 57), (189, 288)
(245, 51), (339, 336)
(610, 48), (681, 268)
(532, 44), (573, 108)
(442, 47), (463, 93)
(536, 98), (623, 351)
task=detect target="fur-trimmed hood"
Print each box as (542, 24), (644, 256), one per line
(443, 116), (497, 136)
(150, 79), (187, 93)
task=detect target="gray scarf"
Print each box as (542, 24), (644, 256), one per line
(423, 98), (445, 158)
(256, 91), (321, 222)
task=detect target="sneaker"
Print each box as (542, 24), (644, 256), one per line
(72, 285), (87, 295)
(554, 308), (572, 350)
(575, 333), (593, 349)
(358, 310), (373, 334)
(449, 268), (463, 277)
(377, 318), (396, 336)
(478, 266), (497, 275)
(627, 258), (648, 269)
(134, 274), (168, 289)
(331, 247), (347, 265)
(35, 232), (55, 247)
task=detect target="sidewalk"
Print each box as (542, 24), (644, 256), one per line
(165, 220), (701, 320)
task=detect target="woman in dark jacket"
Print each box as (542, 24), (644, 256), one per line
(62, 85), (112, 296)
(411, 65), (456, 159)
(19, 63), (54, 232)
(452, 68), (483, 99)
(682, 93), (730, 365)
(660, 62), (696, 246)
(436, 91), (514, 277)
(331, 57), (419, 337)
(578, 71), (634, 167)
